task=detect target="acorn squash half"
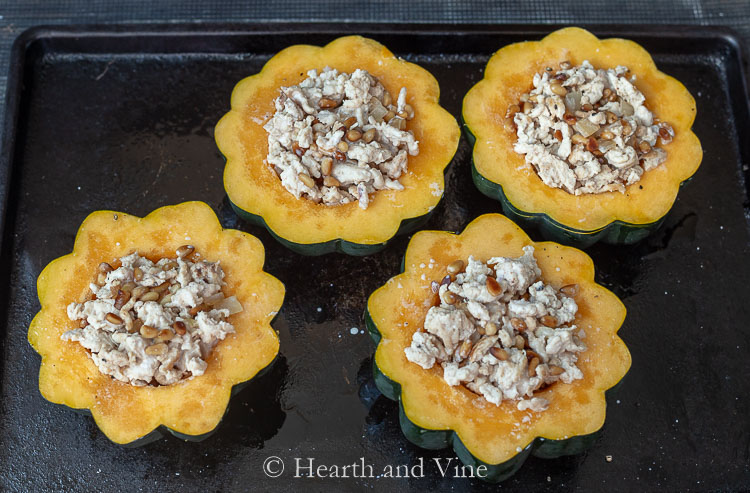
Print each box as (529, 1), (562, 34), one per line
(215, 35), (460, 256)
(27, 201), (284, 446)
(365, 213), (631, 482)
(463, 27), (702, 247)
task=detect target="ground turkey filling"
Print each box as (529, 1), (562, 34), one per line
(509, 60), (675, 195)
(62, 246), (243, 386)
(264, 67), (419, 210)
(404, 247), (585, 412)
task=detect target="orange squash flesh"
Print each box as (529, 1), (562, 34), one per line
(366, 214), (631, 474)
(216, 35), (460, 253)
(463, 27), (702, 244)
(28, 201), (284, 445)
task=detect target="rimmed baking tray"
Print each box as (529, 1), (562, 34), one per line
(1, 24), (749, 491)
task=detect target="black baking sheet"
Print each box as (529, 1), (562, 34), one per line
(1, 24), (749, 492)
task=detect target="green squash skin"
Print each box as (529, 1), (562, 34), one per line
(365, 308), (614, 483)
(72, 353), (280, 447)
(463, 123), (668, 248)
(229, 201), (435, 256)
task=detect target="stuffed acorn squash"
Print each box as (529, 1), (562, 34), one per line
(216, 35), (460, 255)
(366, 213), (631, 482)
(28, 201), (284, 446)
(463, 27), (702, 247)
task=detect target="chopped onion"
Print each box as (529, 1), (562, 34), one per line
(370, 99), (388, 121)
(204, 293), (225, 305)
(598, 139), (616, 153)
(620, 101), (634, 116)
(564, 91), (581, 112)
(215, 295), (243, 315)
(573, 118), (600, 138)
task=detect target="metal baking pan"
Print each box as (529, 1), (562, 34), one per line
(1, 24), (749, 491)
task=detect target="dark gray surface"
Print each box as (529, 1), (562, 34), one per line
(1, 25), (749, 492)
(0, 0), (749, 133)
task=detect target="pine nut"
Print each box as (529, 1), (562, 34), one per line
(299, 173), (314, 188)
(484, 322), (498, 336)
(114, 290), (131, 310)
(528, 357), (540, 376)
(98, 262), (114, 273)
(173, 321), (187, 335)
(156, 329), (174, 342)
(384, 110), (395, 122)
(600, 131), (615, 140)
(540, 315), (558, 327)
(522, 101), (533, 114)
(319, 97), (338, 109)
(638, 141), (652, 153)
(446, 260), (464, 275)
(549, 365), (565, 376)
(586, 137), (599, 153)
(486, 277), (502, 297)
(337, 141), (349, 153)
(140, 325), (158, 338)
(511, 317), (527, 332)
(133, 267), (143, 281)
(515, 335), (525, 349)
(659, 126), (672, 143)
(443, 291), (458, 305)
(362, 128), (376, 143)
(121, 281), (136, 293)
(140, 291), (159, 302)
(581, 103), (593, 112)
(490, 347), (509, 361)
(457, 339), (473, 360)
(440, 275), (451, 287)
(132, 286), (148, 299)
(97, 272), (107, 285)
(549, 79), (567, 96)
(189, 303), (210, 317)
(176, 244), (195, 258)
(321, 157), (333, 176)
(382, 91), (392, 107)
(323, 176), (341, 187)
(145, 343), (167, 356)
(291, 142), (305, 157)
(563, 113), (577, 125)
(105, 313), (123, 325)
(554, 129), (563, 141)
(606, 111), (618, 124)
(571, 133), (587, 146)
(130, 319), (143, 334)
(346, 129), (362, 142)
(153, 281), (169, 293)
(343, 116), (357, 129)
